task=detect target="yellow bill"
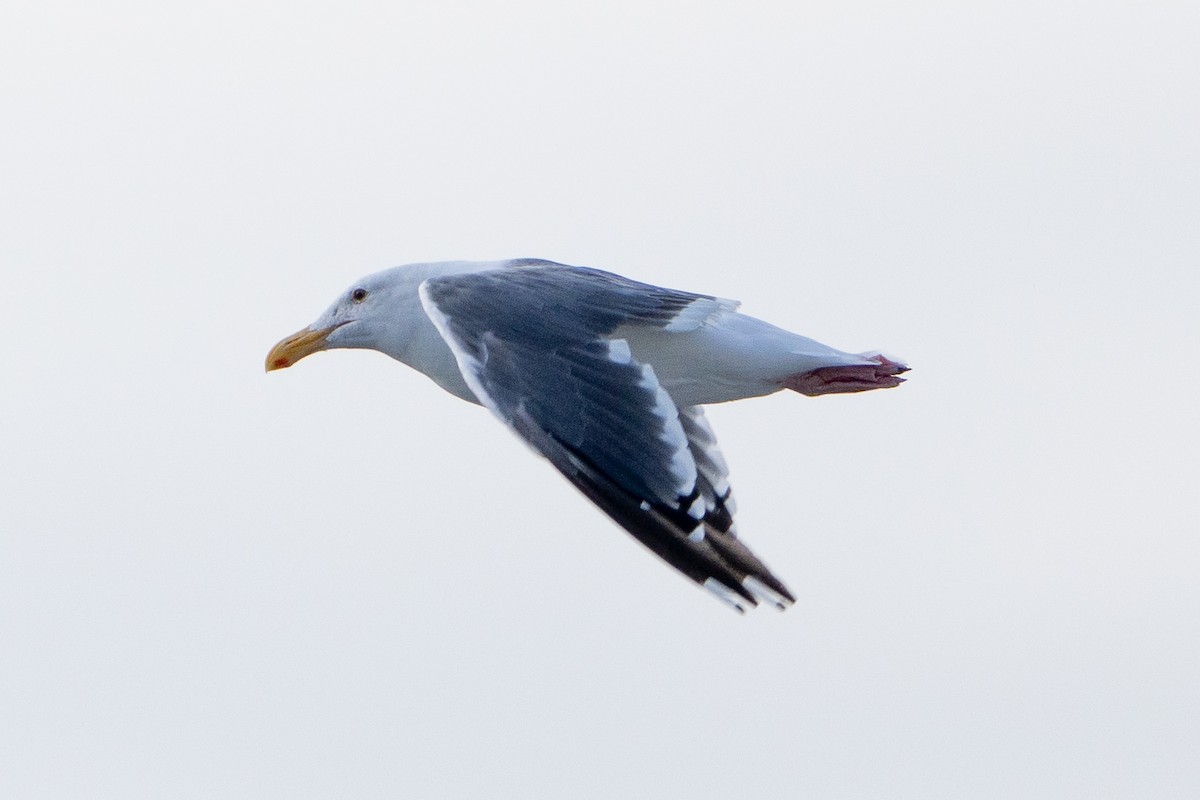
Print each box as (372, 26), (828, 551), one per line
(265, 324), (345, 372)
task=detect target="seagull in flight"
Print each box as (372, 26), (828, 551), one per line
(266, 259), (908, 612)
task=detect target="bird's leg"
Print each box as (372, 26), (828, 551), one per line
(783, 353), (909, 397)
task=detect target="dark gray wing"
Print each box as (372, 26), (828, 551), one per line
(418, 264), (794, 611)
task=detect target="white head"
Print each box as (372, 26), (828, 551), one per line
(265, 266), (422, 371)
(265, 260), (509, 379)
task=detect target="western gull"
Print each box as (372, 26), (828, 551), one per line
(266, 259), (908, 612)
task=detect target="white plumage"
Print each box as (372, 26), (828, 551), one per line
(267, 258), (908, 611)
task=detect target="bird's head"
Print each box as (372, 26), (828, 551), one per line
(265, 270), (412, 372)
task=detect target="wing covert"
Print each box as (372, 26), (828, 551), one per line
(418, 267), (792, 610)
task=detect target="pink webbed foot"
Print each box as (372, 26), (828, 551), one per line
(784, 353), (910, 397)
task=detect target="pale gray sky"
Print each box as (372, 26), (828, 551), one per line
(2, 1), (1197, 798)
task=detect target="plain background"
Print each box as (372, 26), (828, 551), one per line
(3, 1), (1197, 798)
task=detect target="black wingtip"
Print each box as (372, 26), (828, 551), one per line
(742, 576), (796, 611)
(703, 577), (758, 612)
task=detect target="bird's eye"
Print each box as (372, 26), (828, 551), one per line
(351, 288), (368, 303)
